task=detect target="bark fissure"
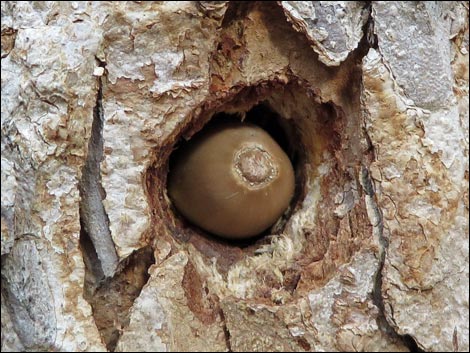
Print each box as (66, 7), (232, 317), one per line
(83, 246), (155, 352)
(219, 310), (232, 352)
(363, 167), (423, 352)
(79, 63), (118, 279)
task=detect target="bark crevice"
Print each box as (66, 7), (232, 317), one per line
(363, 167), (423, 352)
(83, 246), (155, 352)
(79, 61), (118, 280)
(219, 309), (232, 352)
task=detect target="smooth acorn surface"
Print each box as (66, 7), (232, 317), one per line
(168, 121), (295, 240)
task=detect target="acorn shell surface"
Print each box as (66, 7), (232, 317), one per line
(168, 122), (295, 240)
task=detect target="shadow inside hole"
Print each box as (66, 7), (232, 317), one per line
(167, 103), (302, 247)
(206, 104), (296, 160)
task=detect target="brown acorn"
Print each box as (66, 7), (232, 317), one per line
(168, 121), (295, 240)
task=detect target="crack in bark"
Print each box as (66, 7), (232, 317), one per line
(219, 309), (232, 352)
(89, 246), (155, 352)
(79, 62), (118, 279)
(362, 166), (423, 352)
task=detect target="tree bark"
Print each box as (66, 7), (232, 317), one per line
(1, 1), (468, 352)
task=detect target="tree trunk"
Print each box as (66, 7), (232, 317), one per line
(1, 1), (468, 352)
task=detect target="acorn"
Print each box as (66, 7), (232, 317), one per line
(168, 121), (295, 240)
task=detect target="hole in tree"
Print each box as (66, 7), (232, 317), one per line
(146, 80), (341, 274)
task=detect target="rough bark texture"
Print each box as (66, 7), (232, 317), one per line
(1, 1), (468, 352)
